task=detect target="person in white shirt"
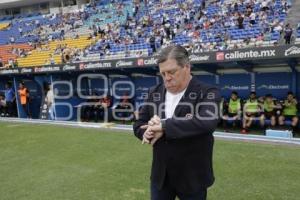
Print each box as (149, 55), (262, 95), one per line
(261, 0), (269, 11)
(250, 12), (256, 25)
(45, 84), (55, 120)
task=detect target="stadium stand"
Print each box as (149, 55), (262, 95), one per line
(0, 0), (294, 66)
(17, 36), (97, 67)
(0, 44), (33, 67)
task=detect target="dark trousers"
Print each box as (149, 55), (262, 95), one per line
(285, 35), (291, 44)
(22, 103), (31, 118)
(151, 176), (207, 200)
(6, 101), (15, 117)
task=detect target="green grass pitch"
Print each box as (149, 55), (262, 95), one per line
(0, 122), (299, 200)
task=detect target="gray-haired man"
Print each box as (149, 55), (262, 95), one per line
(134, 45), (220, 200)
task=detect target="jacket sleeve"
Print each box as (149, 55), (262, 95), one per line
(164, 87), (221, 140)
(133, 90), (155, 141)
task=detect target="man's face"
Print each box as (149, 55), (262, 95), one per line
(231, 94), (237, 100)
(266, 97), (272, 103)
(159, 58), (190, 94)
(287, 94), (293, 101)
(250, 93), (256, 100)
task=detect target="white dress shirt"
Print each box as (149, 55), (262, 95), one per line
(165, 89), (187, 119)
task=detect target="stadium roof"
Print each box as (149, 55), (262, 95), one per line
(0, 0), (54, 9)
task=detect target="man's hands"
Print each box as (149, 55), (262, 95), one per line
(141, 115), (164, 146)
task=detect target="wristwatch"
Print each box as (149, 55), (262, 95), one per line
(161, 119), (166, 131)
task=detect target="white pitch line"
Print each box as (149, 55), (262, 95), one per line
(0, 117), (299, 146)
(214, 133), (300, 145)
(6, 124), (22, 128)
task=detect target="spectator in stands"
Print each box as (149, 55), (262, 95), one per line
(0, 57), (3, 69)
(192, 43), (203, 53)
(249, 12), (256, 25)
(222, 91), (242, 130)
(60, 29), (65, 40)
(237, 13), (244, 29)
(18, 26), (23, 36)
(242, 92), (264, 133)
(18, 82), (31, 118)
(273, 21), (283, 33)
(49, 54), (55, 65)
(35, 19), (40, 27)
(4, 82), (16, 117)
(150, 35), (156, 53)
(11, 48), (18, 56)
(19, 49), (27, 57)
(284, 24), (293, 44)
(48, 34), (53, 42)
(14, 59), (18, 68)
(262, 94), (281, 128)
(261, 0), (270, 11)
(256, 33), (264, 42)
(278, 92), (298, 134)
(9, 35), (15, 44)
(8, 59), (14, 68)
(87, 33), (93, 40)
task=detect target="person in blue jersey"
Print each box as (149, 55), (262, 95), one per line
(4, 82), (16, 117)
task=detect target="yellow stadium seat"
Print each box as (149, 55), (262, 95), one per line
(17, 36), (96, 67)
(0, 23), (9, 30)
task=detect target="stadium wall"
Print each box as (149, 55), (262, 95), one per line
(0, 70), (297, 120)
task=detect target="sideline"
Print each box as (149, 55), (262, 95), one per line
(0, 117), (300, 146)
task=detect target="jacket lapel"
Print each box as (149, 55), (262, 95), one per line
(156, 84), (166, 119)
(173, 76), (197, 117)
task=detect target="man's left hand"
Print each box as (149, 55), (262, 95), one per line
(140, 117), (164, 146)
(148, 124), (163, 146)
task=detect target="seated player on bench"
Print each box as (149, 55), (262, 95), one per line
(222, 91), (241, 131)
(278, 91), (298, 134)
(262, 94), (282, 129)
(241, 92), (264, 133)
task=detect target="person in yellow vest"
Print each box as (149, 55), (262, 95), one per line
(262, 94), (281, 128)
(241, 92), (264, 133)
(222, 91), (241, 130)
(279, 92), (298, 134)
(18, 82), (31, 118)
